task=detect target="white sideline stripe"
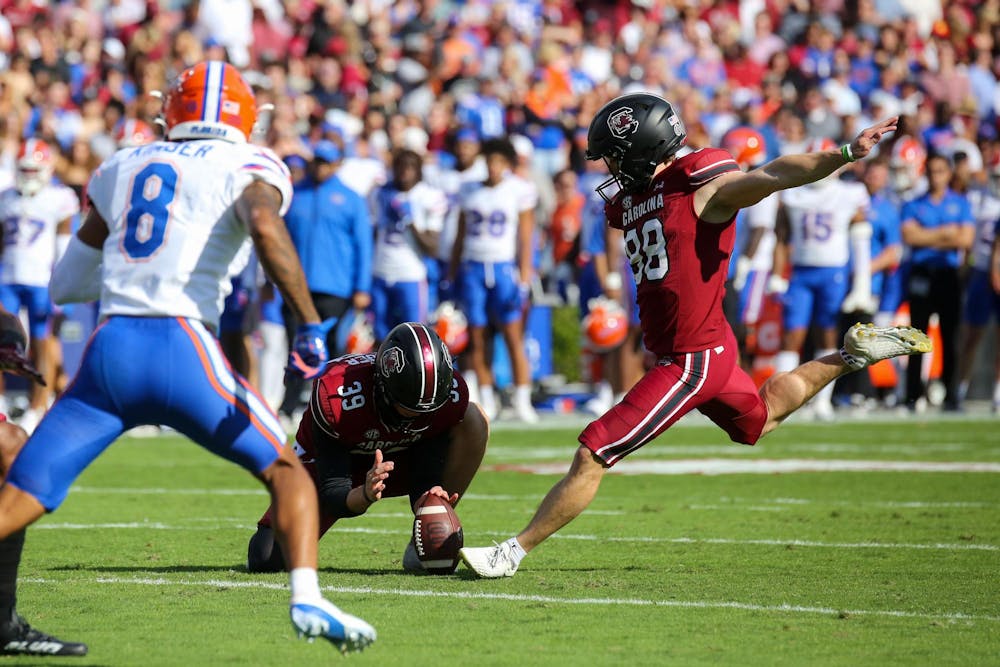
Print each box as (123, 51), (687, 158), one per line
(31, 522), (997, 552)
(71, 486), (268, 496)
(18, 576), (1000, 623)
(726, 497), (993, 509)
(494, 459), (1000, 475)
(69, 487), (993, 509)
(487, 442), (982, 459)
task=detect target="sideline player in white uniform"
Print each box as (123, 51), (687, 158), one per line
(0, 139), (79, 432)
(371, 149), (447, 340)
(770, 139), (872, 419)
(0, 62), (375, 653)
(450, 138), (537, 423)
(957, 157), (1000, 410)
(423, 128), (488, 308)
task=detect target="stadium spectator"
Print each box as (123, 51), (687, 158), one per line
(278, 139), (372, 422)
(459, 93), (930, 579)
(247, 322), (488, 573)
(901, 153), (974, 412)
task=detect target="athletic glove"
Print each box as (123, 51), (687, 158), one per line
(287, 319), (337, 380)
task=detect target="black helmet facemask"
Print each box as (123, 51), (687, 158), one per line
(585, 93), (687, 203)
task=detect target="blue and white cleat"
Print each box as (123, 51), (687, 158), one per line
(290, 598), (376, 654)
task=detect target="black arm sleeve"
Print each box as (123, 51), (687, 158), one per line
(407, 432), (451, 509)
(313, 420), (366, 519)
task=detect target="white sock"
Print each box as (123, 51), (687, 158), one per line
(774, 350), (799, 374)
(993, 382), (1000, 405)
(505, 537), (527, 564)
(514, 384), (532, 407)
(480, 384), (495, 406)
(596, 381), (613, 403)
(814, 349), (837, 407)
(289, 567), (322, 605)
(463, 371), (480, 405)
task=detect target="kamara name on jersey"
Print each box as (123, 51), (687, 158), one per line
(621, 193), (664, 227)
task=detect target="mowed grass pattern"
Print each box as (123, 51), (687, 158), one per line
(13, 418), (1000, 665)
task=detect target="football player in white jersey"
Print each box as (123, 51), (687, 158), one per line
(371, 149), (448, 340)
(957, 154), (1000, 411)
(450, 138), (538, 423)
(0, 139), (79, 433)
(0, 62), (375, 653)
(423, 128), (488, 307)
(770, 138), (872, 419)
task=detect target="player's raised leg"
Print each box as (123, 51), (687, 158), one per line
(759, 323), (931, 434)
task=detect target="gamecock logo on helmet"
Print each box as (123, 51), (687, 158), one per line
(379, 347), (405, 376)
(608, 107), (639, 139)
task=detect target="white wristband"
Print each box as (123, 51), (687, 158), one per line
(603, 272), (623, 291)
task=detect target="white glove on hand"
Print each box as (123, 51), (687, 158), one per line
(841, 290), (878, 314)
(766, 274), (789, 296)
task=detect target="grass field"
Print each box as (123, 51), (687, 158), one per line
(12, 415), (1000, 665)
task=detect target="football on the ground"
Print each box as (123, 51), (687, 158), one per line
(412, 492), (463, 574)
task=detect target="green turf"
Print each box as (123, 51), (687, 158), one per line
(13, 419), (1000, 665)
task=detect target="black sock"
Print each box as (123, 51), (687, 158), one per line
(0, 530), (25, 620)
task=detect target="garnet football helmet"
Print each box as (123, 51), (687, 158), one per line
(582, 297), (628, 352)
(585, 93), (687, 202)
(721, 127), (766, 170)
(115, 118), (157, 148)
(374, 322), (455, 430)
(163, 61), (257, 143)
(15, 138), (54, 196)
(430, 301), (469, 355)
(889, 136), (927, 194)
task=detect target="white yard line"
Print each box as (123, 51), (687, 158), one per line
(18, 575), (1000, 623)
(31, 522), (997, 552)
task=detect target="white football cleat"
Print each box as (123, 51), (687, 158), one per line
(459, 543), (520, 578)
(514, 401), (539, 424)
(842, 323), (931, 368)
(289, 598), (376, 654)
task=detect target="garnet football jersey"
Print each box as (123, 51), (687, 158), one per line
(604, 148), (740, 354)
(300, 353), (469, 456)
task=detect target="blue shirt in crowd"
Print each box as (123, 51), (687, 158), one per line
(283, 174), (372, 298)
(901, 189), (973, 269)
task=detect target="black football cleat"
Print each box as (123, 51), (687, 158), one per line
(0, 612), (88, 656)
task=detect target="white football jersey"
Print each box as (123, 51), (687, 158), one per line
(0, 183), (79, 287)
(424, 157), (488, 262)
(86, 139), (292, 327)
(968, 188), (1000, 271)
(372, 181), (448, 282)
(458, 174), (536, 263)
(744, 192), (778, 271)
(781, 180), (870, 268)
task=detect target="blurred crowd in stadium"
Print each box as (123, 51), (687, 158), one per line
(0, 0), (998, 432)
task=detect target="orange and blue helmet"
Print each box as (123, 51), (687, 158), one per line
(721, 127), (766, 170)
(115, 118), (157, 148)
(163, 61), (257, 143)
